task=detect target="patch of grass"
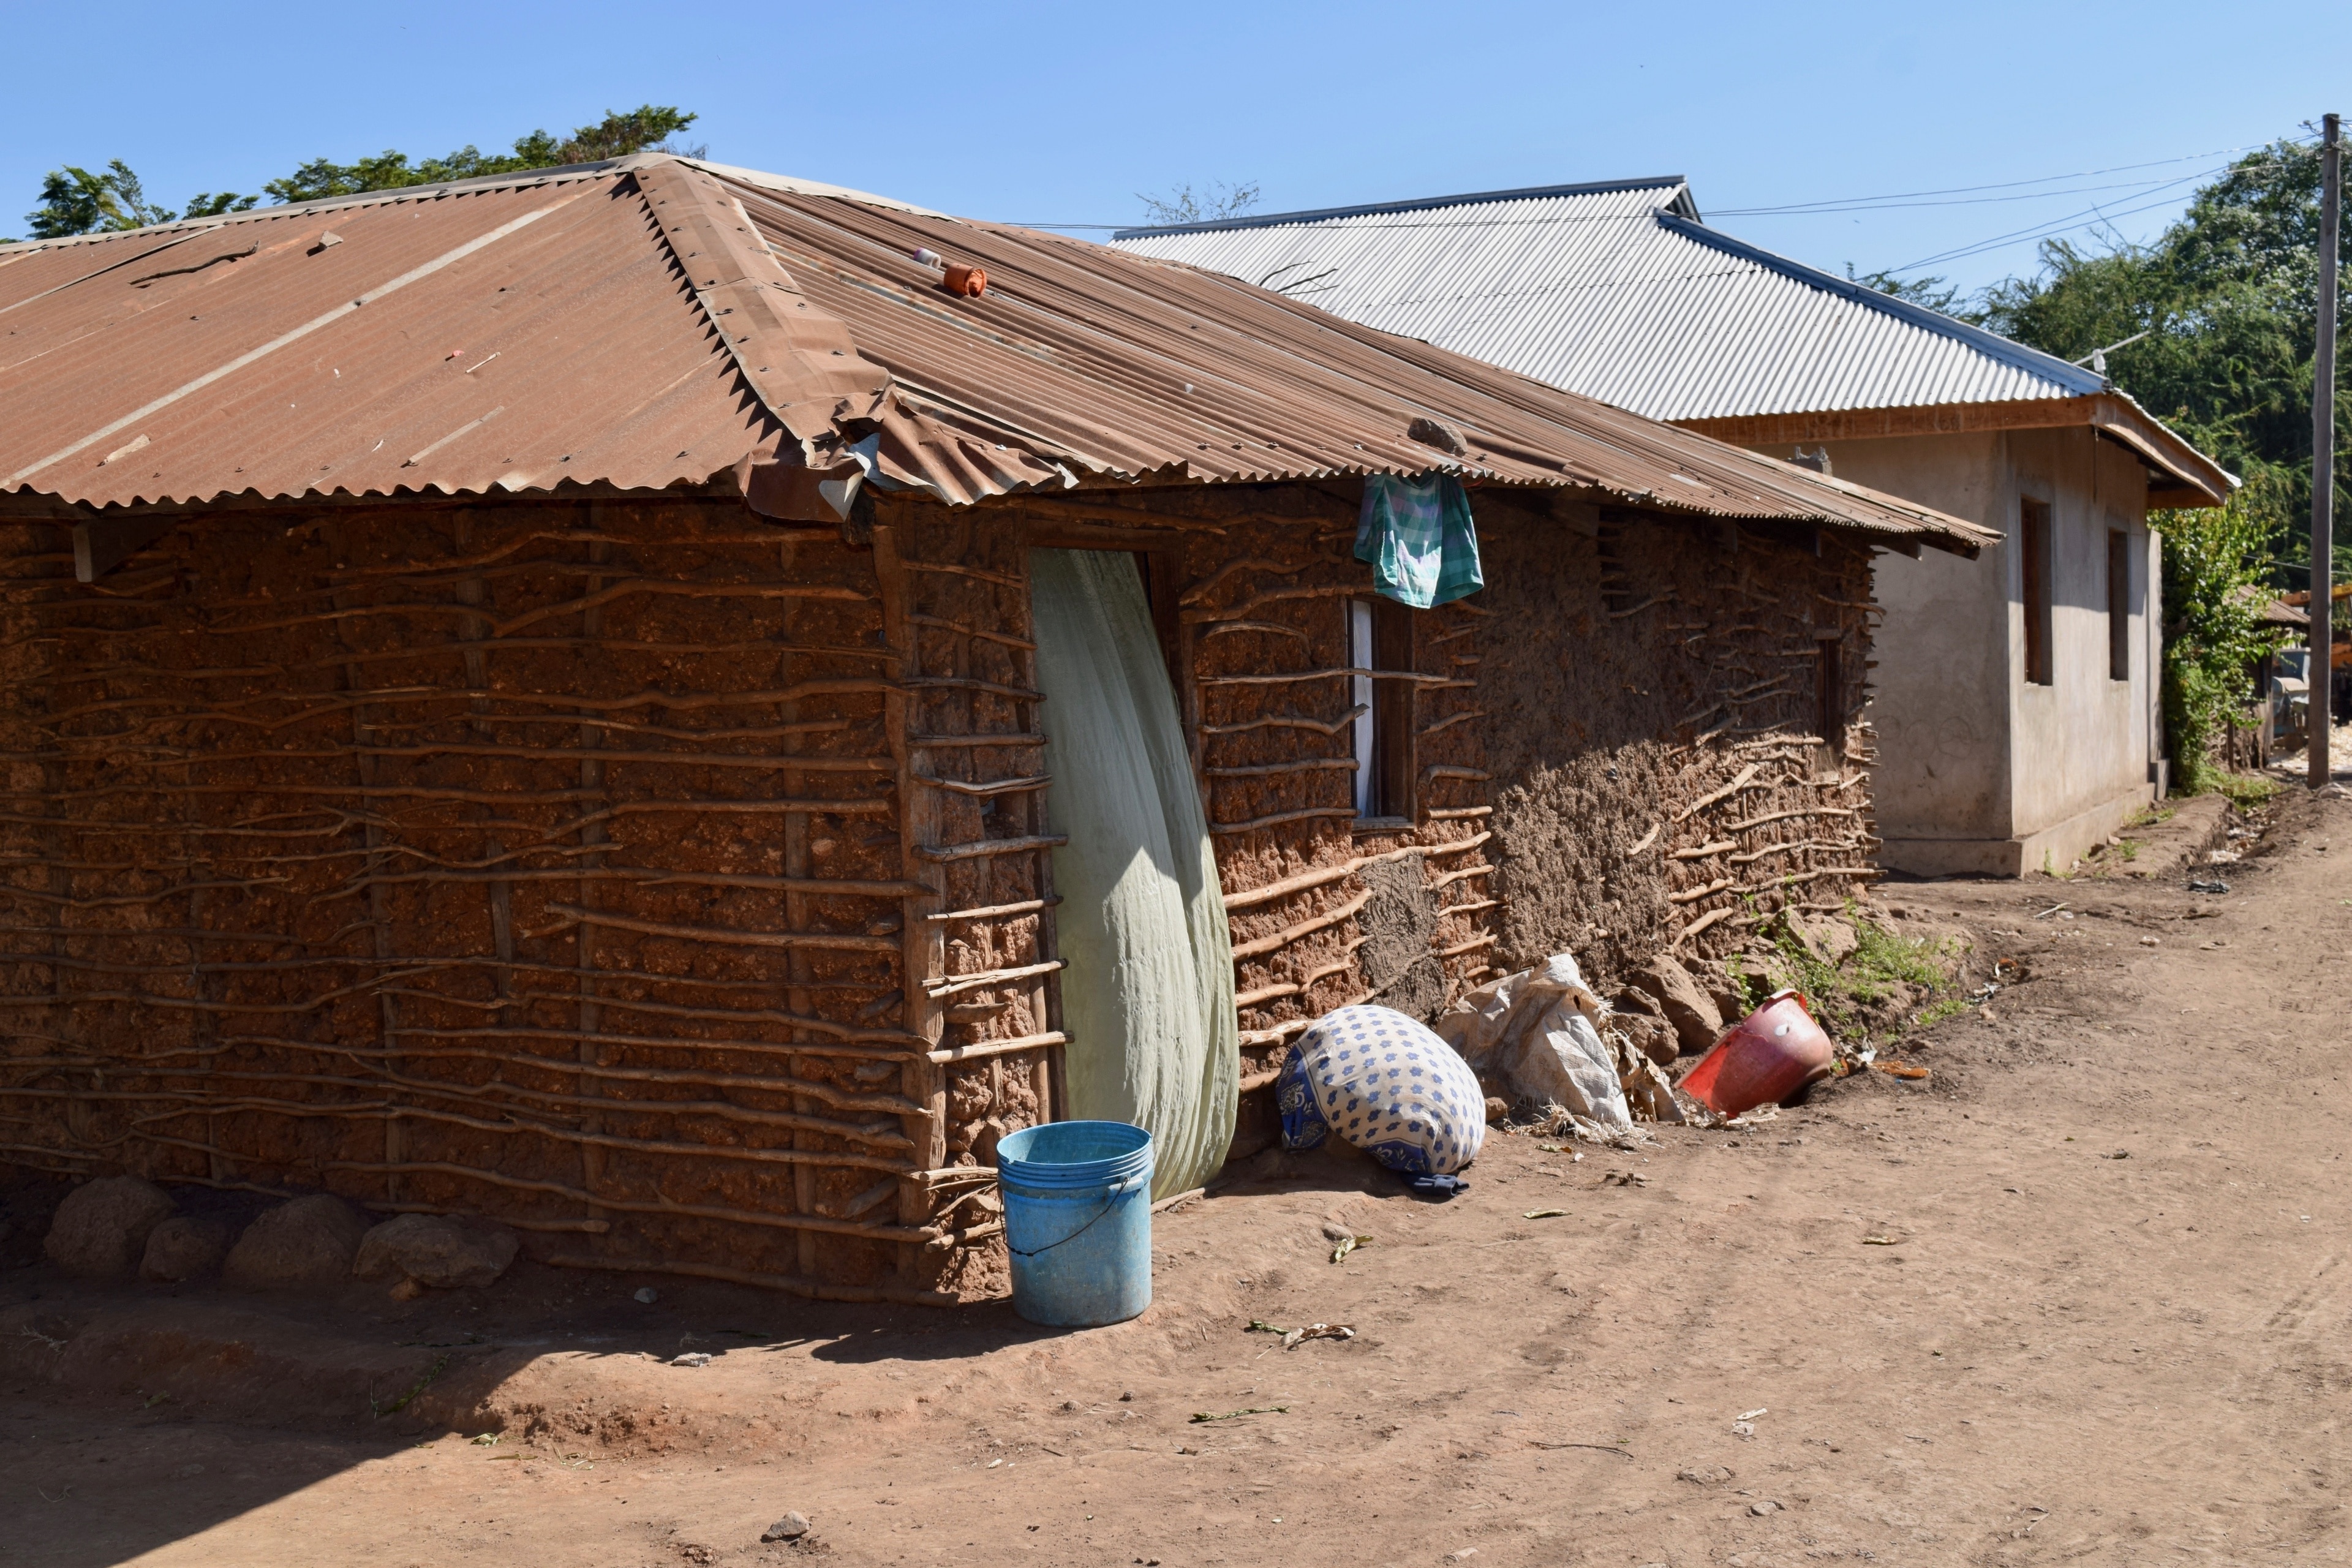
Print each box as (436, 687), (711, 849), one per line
(1913, 995), (1969, 1030)
(1730, 903), (1966, 1044)
(1848, 914), (1961, 991)
(2126, 804), (2175, 829)
(2210, 772), (2285, 810)
(2113, 837), (2141, 862)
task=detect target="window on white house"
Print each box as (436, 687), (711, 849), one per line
(2108, 527), (2132, 681)
(2021, 497), (2054, 687)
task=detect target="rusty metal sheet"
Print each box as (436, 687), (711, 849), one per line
(0, 172), (762, 511)
(733, 179), (1989, 545)
(0, 154), (1994, 552)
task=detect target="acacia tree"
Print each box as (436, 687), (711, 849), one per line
(1135, 180), (1261, 227)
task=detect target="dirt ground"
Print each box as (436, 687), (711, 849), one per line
(5, 786), (2350, 1568)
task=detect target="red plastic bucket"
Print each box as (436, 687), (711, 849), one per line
(1678, 989), (1834, 1117)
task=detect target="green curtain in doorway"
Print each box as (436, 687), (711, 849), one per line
(1029, 548), (1237, 1197)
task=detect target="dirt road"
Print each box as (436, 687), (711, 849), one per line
(5, 791), (2348, 1568)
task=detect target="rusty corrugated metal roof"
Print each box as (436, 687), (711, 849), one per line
(0, 156), (1994, 552)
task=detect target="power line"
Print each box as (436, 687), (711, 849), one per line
(1890, 174), (2237, 272)
(1006, 134), (2313, 236)
(1888, 148), (2314, 276)
(1709, 141), (2290, 216)
(1714, 170), (2241, 217)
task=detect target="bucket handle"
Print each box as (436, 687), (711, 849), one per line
(1005, 1170), (1148, 1261)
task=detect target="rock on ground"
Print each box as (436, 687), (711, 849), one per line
(353, 1213), (519, 1290)
(141, 1215), (237, 1283)
(1787, 910), (1859, 965)
(44, 1176), (175, 1281)
(1633, 954), (1725, 1055)
(221, 1195), (368, 1292)
(1612, 1009), (1680, 1067)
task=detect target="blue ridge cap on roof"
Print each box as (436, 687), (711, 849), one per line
(1651, 209), (2108, 400)
(1110, 176), (1692, 241)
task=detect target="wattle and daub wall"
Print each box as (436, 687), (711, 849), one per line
(0, 482), (1877, 1299)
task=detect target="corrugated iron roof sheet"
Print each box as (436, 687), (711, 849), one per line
(1110, 181), (2228, 500)
(0, 157), (1993, 551)
(1109, 179), (2102, 421)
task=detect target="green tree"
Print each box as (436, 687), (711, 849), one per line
(1977, 137), (2340, 575)
(1964, 137), (2341, 785)
(2158, 478), (2283, 793)
(264, 105), (699, 204)
(23, 160), (187, 238)
(1845, 263), (1967, 316)
(14, 105), (696, 243)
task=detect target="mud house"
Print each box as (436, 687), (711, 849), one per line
(1114, 178), (2234, 876)
(0, 156), (1989, 1302)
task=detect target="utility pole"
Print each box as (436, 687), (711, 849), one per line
(2313, 111), (2341, 789)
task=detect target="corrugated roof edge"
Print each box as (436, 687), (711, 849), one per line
(0, 154), (932, 257)
(1652, 210), (2105, 399)
(1109, 176), (1694, 241)
(1656, 212), (2238, 500)
(0, 156), (2000, 553)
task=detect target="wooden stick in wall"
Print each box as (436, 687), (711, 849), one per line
(1229, 887), (1375, 960)
(873, 521), (949, 1278)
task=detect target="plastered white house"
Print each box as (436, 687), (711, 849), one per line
(1114, 179), (2236, 875)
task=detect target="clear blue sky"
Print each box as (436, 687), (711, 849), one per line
(6, 0), (2342, 296)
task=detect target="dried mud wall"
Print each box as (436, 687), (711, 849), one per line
(1472, 496), (1881, 988)
(0, 497), (1028, 1305)
(1152, 491), (1499, 1093)
(0, 480), (1880, 1302)
(899, 484), (1504, 1114)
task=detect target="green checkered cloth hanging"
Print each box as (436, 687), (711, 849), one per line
(1354, 472), (1484, 608)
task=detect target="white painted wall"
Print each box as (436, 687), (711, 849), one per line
(1836, 432), (2012, 853)
(2002, 428), (2156, 870)
(1740, 425), (2157, 875)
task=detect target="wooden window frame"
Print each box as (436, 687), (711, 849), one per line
(1814, 634), (1844, 755)
(2106, 526), (2132, 682)
(2019, 496), (2054, 687)
(1351, 597), (1415, 825)
(1021, 519), (1187, 698)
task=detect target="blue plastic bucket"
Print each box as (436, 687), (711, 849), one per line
(995, 1121), (1154, 1327)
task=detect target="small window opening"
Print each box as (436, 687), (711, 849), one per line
(1815, 637), (1843, 753)
(1351, 598), (1414, 820)
(2021, 497), (2054, 687)
(2106, 527), (2132, 681)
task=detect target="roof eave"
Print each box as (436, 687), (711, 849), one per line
(2092, 390), (2237, 507)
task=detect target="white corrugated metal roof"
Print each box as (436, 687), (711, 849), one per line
(1110, 178), (2106, 424)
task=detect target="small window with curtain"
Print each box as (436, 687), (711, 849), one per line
(2020, 497), (2054, 687)
(2107, 527), (2132, 680)
(1351, 598), (1415, 822)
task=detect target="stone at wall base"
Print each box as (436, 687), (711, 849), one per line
(45, 1176), (175, 1281)
(221, 1195), (369, 1292)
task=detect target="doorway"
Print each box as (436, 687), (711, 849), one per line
(1027, 548), (1237, 1197)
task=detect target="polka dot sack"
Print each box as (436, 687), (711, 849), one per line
(1275, 1004), (1486, 1175)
